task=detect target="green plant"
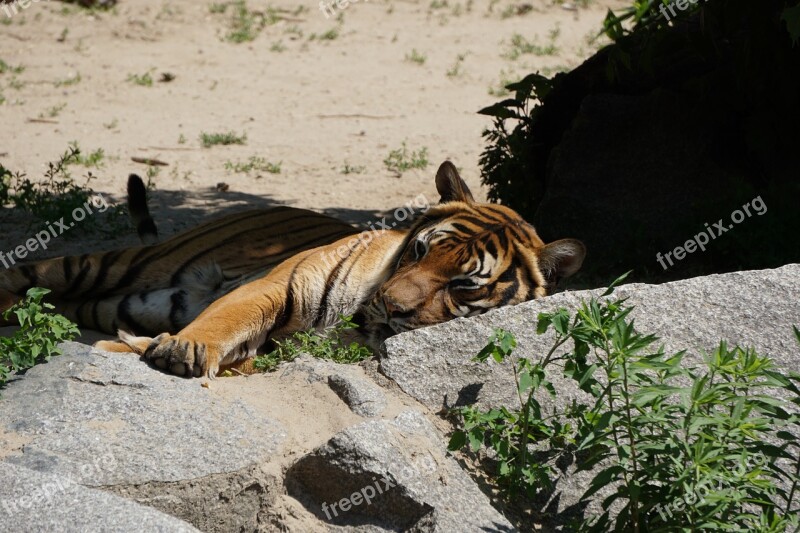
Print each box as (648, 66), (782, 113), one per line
(449, 275), (800, 531)
(1, 146), (88, 220)
(503, 32), (559, 60)
(1, 288), (80, 387)
(270, 40), (286, 52)
(126, 70), (154, 87)
(486, 69), (523, 97)
(405, 48), (427, 65)
(68, 141), (105, 168)
(341, 162), (366, 175)
(39, 103), (67, 118)
(223, 0), (279, 43)
(384, 142), (429, 175)
(252, 315), (372, 372)
(178, 133), (186, 144)
(209, 2), (228, 14)
(224, 156), (281, 174)
(0, 59), (24, 75)
(200, 131), (247, 148)
(53, 73), (81, 87)
(0, 146), (126, 233)
(145, 165), (160, 190)
(322, 27), (340, 40)
(446, 53), (466, 78)
(7, 77), (24, 90)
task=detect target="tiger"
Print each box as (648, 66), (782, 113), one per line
(0, 161), (586, 378)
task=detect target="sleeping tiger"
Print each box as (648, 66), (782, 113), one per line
(0, 161), (586, 378)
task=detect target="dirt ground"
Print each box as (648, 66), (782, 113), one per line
(1, 0), (622, 251)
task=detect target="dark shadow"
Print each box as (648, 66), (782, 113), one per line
(444, 382), (484, 410)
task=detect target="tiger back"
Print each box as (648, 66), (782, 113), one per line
(0, 204), (358, 335)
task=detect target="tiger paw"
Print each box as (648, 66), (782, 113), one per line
(144, 334), (222, 379)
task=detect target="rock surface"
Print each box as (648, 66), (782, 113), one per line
(287, 411), (514, 532)
(382, 264), (800, 412)
(0, 462), (200, 532)
(328, 374), (388, 417)
(0, 343), (286, 532)
(382, 264), (800, 524)
(0, 348), (511, 531)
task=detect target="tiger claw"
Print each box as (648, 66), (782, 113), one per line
(144, 335), (220, 378)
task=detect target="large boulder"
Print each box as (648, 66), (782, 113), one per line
(382, 264), (800, 412)
(381, 263), (800, 525)
(0, 462), (199, 532)
(286, 411), (514, 532)
(0, 348), (514, 531)
(0, 343), (286, 532)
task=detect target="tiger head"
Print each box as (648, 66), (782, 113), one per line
(363, 161), (586, 345)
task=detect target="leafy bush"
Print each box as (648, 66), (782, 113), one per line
(449, 278), (800, 531)
(252, 315), (372, 372)
(0, 146), (126, 235)
(1, 288), (80, 387)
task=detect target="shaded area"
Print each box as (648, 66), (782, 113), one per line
(480, 0), (800, 287)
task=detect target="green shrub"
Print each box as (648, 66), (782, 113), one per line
(252, 315), (372, 372)
(0, 146), (126, 234)
(449, 276), (800, 531)
(1, 288), (80, 387)
(220, 0), (280, 43)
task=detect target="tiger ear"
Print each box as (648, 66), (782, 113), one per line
(536, 239), (586, 284)
(435, 161), (474, 204)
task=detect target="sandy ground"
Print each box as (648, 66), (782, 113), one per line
(1, 0), (621, 344)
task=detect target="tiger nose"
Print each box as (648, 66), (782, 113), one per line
(383, 296), (410, 318)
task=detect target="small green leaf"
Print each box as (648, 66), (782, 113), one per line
(447, 431), (467, 451)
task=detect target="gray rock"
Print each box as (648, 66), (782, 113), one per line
(286, 411), (516, 532)
(381, 264), (800, 525)
(328, 374), (388, 417)
(0, 462), (199, 533)
(382, 264), (800, 412)
(278, 354), (388, 417)
(0, 343), (286, 531)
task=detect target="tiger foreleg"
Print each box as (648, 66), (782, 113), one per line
(134, 278), (290, 378)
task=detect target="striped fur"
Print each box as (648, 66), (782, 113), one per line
(0, 162), (586, 378)
(0, 207), (358, 334)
